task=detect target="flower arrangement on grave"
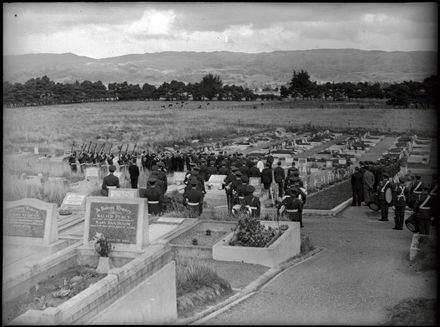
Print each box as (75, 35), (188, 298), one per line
(229, 217), (287, 248)
(93, 232), (112, 257)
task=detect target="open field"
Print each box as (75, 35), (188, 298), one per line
(3, 100), (437, 153)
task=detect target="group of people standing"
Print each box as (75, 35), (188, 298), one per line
(350, 159), (437, 235)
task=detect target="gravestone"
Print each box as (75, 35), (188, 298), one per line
(249, 177), (262, 188)
(34, 146), (39, 155)
(285, 157), (294, 165)
(26, 175), (42, 184)
(3, 198), (58, 246)
(83, 197), (148, 252)
(108, 188), (139, 198)
(326, 160), (333, 168)
(207, 174), (226, 191)
(85, 167), (100, 185)
(61, 192), (87, 211)
(338, 158), (347, 165)
(173, 172), (186, 185)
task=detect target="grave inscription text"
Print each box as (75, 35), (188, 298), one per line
(4, 205), (46, 238)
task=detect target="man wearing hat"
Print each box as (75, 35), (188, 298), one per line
(153, 163), (168, 194)
(101, 165), (120, 196)
(144, 177), (164, 216)
(277, 188), (303, 223)
(243, 185), (261, 218)
(261, 163), (273, 198)
(218, 162), (229, 175)
(363, 165), (375, 206)
(128, 158), (140, 189)
(236, 174), (250, 206)
(413, 183), (433, 235)
(248, 162), (261, 178)
(230, 170), (243, 206)
(392, 176), (409, 230)
(183, 177), (204, 217)
(377, 173), (392, 221)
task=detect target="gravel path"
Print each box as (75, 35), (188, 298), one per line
(203, 206), (436, 325)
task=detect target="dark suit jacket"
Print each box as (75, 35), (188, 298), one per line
(129, 164), (140, 178)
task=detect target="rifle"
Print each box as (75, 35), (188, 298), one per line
(107, 143), (113, 155)
(71, 141), (75, 153)
(131, 143), (137, 156)
(124, 143), (130, 154)
(98, 143), (106, 154)
(80, 142), (86, 153)
(86, 141), (92, 153)
(92, 143), (98, 153)
(118, 144), (123, 158)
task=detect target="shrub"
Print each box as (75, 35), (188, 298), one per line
(229, 216), (285, 247)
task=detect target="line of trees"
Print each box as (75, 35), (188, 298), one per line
(2, 73), (260, 107)
(3, 70), (437, 108)
(283, 69), (437, 107)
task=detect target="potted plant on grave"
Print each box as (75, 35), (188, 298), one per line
(93, 232), (112, 274)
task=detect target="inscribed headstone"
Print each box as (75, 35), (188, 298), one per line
(3, 198), (58, 245)
(83, 197), (148, 252)
(61, 192), (86, 210)
(108, 188), (139, 198)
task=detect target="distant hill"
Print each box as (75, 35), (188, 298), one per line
(3, 49), (437, 88)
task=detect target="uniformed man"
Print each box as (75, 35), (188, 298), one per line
(128, 158), (140, 189)
(248, 162), (261, 178)
(413, 184), (433, 235)
(223, 166), (237, 214)
(230, 170), (243, 206)
(101, 165), (120, 196)
(392, 176), (409, 230)
(261, 163), (273, 197)
(236, 174), (250, 205)
(351, 167), (364, 206)
(183, 177), (204, 218)
(153, 162), (168, 194)
(277, 188), (303, 223)
(363, 165), (375, 206)
(378, 173), (392, 221)
(144, 177), (164, 216)
(243, 185), (261, 218)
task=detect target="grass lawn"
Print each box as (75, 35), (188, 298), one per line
(304, 180), (352, 210)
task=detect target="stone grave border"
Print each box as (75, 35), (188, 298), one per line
(10, 244), (175, 325)
(212, 221), (301, 267)
(108, 188), (139, 198)
(3, 198), (58, 246)
(83, 197), (148, 253)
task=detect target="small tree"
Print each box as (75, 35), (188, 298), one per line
(200, 73), (223, 100)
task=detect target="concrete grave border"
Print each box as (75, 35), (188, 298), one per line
(108, 188), (139, 198)
(212, 221), (301, 267)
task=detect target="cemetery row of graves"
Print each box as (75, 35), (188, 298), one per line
(3, 127), (434, 324)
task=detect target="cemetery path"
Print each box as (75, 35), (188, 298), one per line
(201, 206), (436, 325)
(359, 136), (396, 161)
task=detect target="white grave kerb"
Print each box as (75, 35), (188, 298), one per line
(108, 188), (139, 198)
(61, 192), (86, 210)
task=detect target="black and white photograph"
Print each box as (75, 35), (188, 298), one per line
(2, 2), (438, 325)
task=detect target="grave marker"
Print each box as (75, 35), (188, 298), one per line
(61, 192), (86, 211)
(249, 177), (262, 188)
(84, 197), (148, 252)
(85, 167), (100, 179)
(108, 188), (139, 198)
(173, 172), (186, 185)
(3, 198), (58, 246)
(207, 174), (227, 191)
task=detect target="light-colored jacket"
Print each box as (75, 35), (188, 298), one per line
(363, 170), (375, 189)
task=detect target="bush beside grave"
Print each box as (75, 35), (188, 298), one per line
(229, 217), (286, 247)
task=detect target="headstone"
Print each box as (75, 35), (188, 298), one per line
(249, 177), (262, 188)
(85, 167), (100, 180)
(61, 192), (86, 211)
(108, 188), (139, 198)
(285, 157), (294, 165)
(34, 146), (39, 155)
(3, 198), (58, 246)
(84, 197), (148, 252)
(338, 159), (347, 165)
(326, 160), (333, 168)
(173, 172), (186, 185)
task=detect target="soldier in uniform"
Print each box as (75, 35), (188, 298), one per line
(243, 185), (261, 218)
(230, 170), (243, 206)
(377, 173), (392, 221)
(144, 177), (164, 216)
(392, 176), (409, 230)
(183, 177), (204, 218)
(363, 165), (375, 206)
(154, 162), (168, 194)
(128, 158), (140, 189)
(261, 163), (273, 197)
(101, 165), (120, 196)
(223, 166), (237, 214)
(236, 174), (250, 206)
(218, 162), (229, 175)
(68, 152), (77, 172)
(413, 184), (433, 235)
(248, 162), (261, 178)
(277, 188), (303, 223)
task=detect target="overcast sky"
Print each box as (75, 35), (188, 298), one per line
(3, 2), (438, 58)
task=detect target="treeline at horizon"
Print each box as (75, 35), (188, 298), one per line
(2, 71), (437, 108)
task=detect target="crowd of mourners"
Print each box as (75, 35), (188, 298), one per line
(350, 158), (437, 235)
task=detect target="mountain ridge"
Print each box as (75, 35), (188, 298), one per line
(3, 49), (437, 88)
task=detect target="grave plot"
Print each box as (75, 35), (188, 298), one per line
(5, 196), (178, 325)
(304, 179), (352, 210)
